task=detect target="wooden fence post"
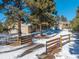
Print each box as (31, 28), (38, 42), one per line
(46, 42), (47, 54)
(17, 37), (21, 45)
(60, 35), (62, 48)
(69, 34), (71, 42)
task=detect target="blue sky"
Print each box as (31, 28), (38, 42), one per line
(0, 0), (79, 22)
(55, 0), (79, 21)
(0, 13), (6, 22)
(0, 0), (2, 4)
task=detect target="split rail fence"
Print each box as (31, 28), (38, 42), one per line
(37, 34), (71, 59)
(46, 34), (71, 54)
(0, 35), (32, 46)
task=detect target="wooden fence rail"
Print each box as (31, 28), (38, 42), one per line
(9, 35), (32, 46)
(0, 35), (32, 46)
(46, 38), (60, 55)
(46, 34), (71, 54)
(37, 34), (71, 59)
(60, 34), (71, 48)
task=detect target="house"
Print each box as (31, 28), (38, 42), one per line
(55, 16), (70, 30)
(8, 22), (32, 35)
(58, 21), (70, 30)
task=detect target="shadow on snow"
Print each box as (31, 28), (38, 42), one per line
(69, 33), (79, 56)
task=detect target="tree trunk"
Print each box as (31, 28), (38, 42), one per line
(18, 19), (21, 39)
(40, 24), (42, 36)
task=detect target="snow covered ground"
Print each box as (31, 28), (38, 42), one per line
(0, 30), (79, 59)
(55, 31), (79, 59)
(55, 43), (76, 59)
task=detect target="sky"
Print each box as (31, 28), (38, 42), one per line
(0, 0), (79, 22)
(55, 0), (79, 21)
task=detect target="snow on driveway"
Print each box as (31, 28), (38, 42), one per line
(0, 48), (26, 59)
(17, 47), (46, 59)
(0, 46), (46, 59)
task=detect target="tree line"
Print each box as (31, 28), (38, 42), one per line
(70, 7), (79, 32)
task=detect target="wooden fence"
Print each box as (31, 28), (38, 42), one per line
(46, 34), (71, 54)
(46, 38), (61, 55)
(37, 34), (71, 59)
(60, 34), (70, 48)
(0, 35), (32, 46)
(10, 35), (32, 46)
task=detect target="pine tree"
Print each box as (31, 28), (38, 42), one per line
(71, 7), (79, 32)
(0, 0), (26, 38)
(25, 0), (56, 35)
